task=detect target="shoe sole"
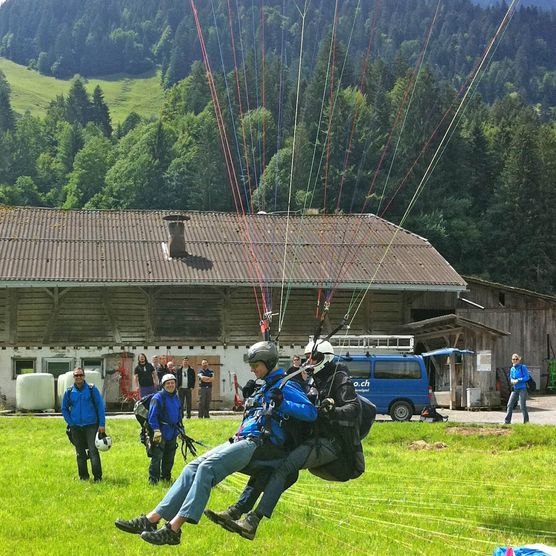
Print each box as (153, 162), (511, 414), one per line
(204, 510), (236, 532)
(114, 520), (156, 535)
(140, 532), (180, 546)
(227, 520), (256, 541)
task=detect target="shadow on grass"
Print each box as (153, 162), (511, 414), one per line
(482, 514), (556, 540)
(95, 477), (132, 487)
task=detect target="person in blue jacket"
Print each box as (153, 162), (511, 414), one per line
(504, 353), (530, 424)
(115, 340), (317, 546)
(148, 373), (184, 484)
(61, 367), (106, 482)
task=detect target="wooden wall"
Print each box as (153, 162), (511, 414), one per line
(0, 285), (427, 347)
(457, 282), (556, 387)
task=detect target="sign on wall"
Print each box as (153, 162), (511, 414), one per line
(476, 350), (492, 372)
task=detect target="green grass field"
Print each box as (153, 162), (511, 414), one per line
(0, 57), (164, 124)
(1, 417), (555, 555)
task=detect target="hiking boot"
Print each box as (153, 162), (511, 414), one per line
(140, 523), (181, 546)
(204, 506), (242, 532)
(115, 515), (158, 535)
(229, 511), (261, 541)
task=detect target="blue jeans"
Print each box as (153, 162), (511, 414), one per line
(155, 439), (258, 524)
(505, 388), (529, 423)
(149, 439), (177, 482)
(256, 437), (339, 518)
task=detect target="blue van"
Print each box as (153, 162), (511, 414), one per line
(336, 353), (431, 421)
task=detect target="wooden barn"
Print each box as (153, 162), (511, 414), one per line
(457, 276), (556, 394)
(0, 207), (477, 409)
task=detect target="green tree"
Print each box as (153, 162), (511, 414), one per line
(0, 70), (15, 133)
(90, 85), (112, 137)
(101, 121), (177, 208)
(62, 135), (115, 208)
(0, 176), (42, 206)
(65, 77), (91, 126)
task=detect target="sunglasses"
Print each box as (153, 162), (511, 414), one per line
(73, 373), (84, 377)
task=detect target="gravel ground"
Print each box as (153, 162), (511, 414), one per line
(405, 394), (556, 426)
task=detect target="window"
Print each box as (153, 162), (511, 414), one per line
(82, 358), (103, 377)
(374, 360), (422, 380)
(348, 361), (371, 379)
(12, 358), (36, 380)
(43, 359), (73, 378)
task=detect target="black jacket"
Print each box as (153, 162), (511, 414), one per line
(177, 366), (196, 389)
(313, 362), (363, 481)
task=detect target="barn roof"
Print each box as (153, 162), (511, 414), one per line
(0, 207), (466, 291)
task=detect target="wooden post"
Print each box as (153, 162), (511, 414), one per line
(449, 352), (457, 409)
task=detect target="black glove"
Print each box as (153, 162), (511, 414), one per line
(269, 388), (284, 408)
(97, 431), (107, 439)
(318, 397), (335, 416)
(242, 379), (257, 399)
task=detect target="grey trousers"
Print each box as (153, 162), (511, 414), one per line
(198, 387), (212, 418)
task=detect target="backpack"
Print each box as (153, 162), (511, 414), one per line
(133, 393), (167, 455)
(419, 405), (448, 423)
(309, 393), (377, 483)
(527, 374), (536, 393)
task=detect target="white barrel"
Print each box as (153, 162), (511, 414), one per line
(57, 371), (75, 407)
(57, 370), (104, 407)
(16, 373), (55, 411)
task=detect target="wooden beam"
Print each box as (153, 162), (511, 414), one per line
(102, 291), (121, 344)
(42, 287), (69, 343)
(7, 289), (17, 344)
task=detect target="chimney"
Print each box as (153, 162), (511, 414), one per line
(164, 214), (190, 258)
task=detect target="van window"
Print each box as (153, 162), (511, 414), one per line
(347, 361), (371, 379)
(374, 360), (421, 380)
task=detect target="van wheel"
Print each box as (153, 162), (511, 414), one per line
(390, 401), (413, 422)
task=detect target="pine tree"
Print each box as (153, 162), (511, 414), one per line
(91, 85), (112, 137)
(65, 78), (91, 127)
(0, 70), (15, 133)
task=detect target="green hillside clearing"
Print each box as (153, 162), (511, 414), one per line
(0, 57), (164, 123)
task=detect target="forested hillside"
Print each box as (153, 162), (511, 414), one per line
(0, 0), (554, 296)
(0, 0), (555, 108)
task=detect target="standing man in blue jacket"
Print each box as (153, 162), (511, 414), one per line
(62, 367), (106, 482)
(115, 340), (317, 546)
(148, 373), (184, 485)
(504, 353), (530, 424)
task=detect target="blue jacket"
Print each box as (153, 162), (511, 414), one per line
(148, 389), (183, 441)
(235, 368), (317, 446)
(62, 382), (105, 428)
(510, 363), (529, 391)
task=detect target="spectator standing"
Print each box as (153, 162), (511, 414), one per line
(286, 355), (307, 385)
(286, 355), (301, 375)
(156, 357), (169, 386)
(135, 353), (157, 398)
(504, 353), (530, 424)
(148, 374), (184, 484)
(166, 360), (177, 378)
(177, 357), (196, 419)
(62, 367), (107, 482)
(198, 360), (214, 418)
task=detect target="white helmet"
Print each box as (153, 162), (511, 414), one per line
(161, 373), (176, 386)
(95, 432), (112, 452)
(304, 339), (335, 374)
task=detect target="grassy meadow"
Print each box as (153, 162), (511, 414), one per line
(0, 416), (555, 556)
(0, 57), (164, 123)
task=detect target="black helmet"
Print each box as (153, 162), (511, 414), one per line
(248, 341), (279, 371)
